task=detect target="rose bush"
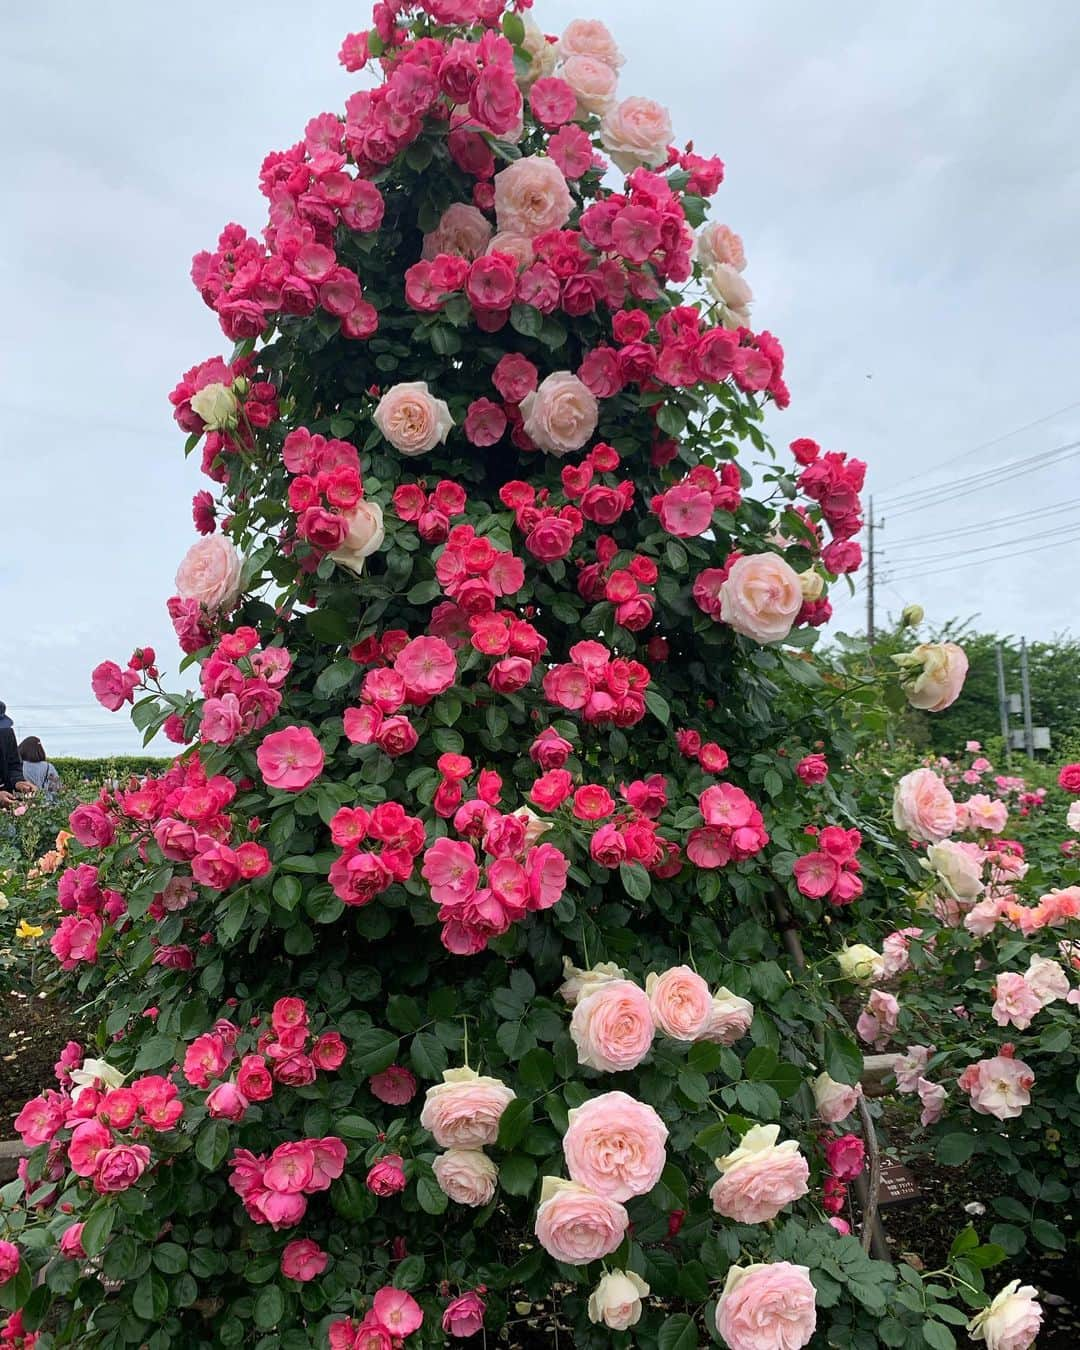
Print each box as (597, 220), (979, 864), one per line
(0, 4), (1046, 1348)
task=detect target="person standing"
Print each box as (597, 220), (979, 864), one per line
(17, 736), (62, 801)
(0, 701), (34, 807)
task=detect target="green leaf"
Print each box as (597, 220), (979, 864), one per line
(80, 1204), (115, 1258)
(644, 687), (671, 724)
(823, 1026), (862, 1086)
(350, 1026), (401, 1075)
(195, 1119), (231, 1171)
(936, 1133), (976, 1166)
(393, 1255), (426, 1290)
(314, 658), (356, 698)
(410, 1031), (448, 1079)
(619, 861), (651, 902)
(416, 1174), (448, 1215)
(253, 1284), (285, 1329)
(502, 10), (525, 44)
(133, 1271), (168, 1321)
(657, 1312), (698, 1350)
(406, 580), (441, 605)
(518, 1047), (555, 1090)
(510, 303), (543, 338)
(496, 1097), (532, 1149)
(152, 1243), (188, 1275)
(133, 1034), (177, 1071)
(655, 404), (687, 437)
(922, 1321), (956, 1350)
(498, 1153), (538, 1196)
(1031, 1218), (1065, 1250)
(988, 1223), (1025, 1254)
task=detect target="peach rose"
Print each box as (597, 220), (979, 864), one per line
(719, 553), (803, 644)
(709, 1124), (809, 1224)
(533, 1177), (628, 1264)
(373, 382), (454, 457)
(702, 988), (755, 1045)
(432, 1148), (497, 1207)
(812, 1072), (860, 1124)
(331, 499), (385, 575)
(646, 966), (713, 1041)
(557, 18), (624, 69)
(894, 641), (969, 713)
(175, 535), (242, 613)
(967, 1279), (1042, 1350)
(493, 157), (573, 239)
(520, 371), (598, 457)
(557, 957), (626, 1007)
(600, 97), (674, 174)
(421, 202), (493, 260)
(715, 1262), (817, 1350)
(695, 222), (746, 272)
(563, 1091), (668, 1201)
(892, 768), (957, 843)
(587, 1270), (649, 1331)
(570, 979), (655, 1072)
(419, 1067), (515, 1148)
(486, 232), (535, 270)
(560, 54), (619, 116)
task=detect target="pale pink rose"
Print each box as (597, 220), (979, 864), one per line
(709, 1124), (809, 1224)
(419, 1067), (515, 1149)
(421, 202), (493, 260)
(1067, 799), (1080, 832)
(557, 958), (626, 1007)
(175, 535), (242, 613)
(559, 54), (618, 115)
(533, 1177), (628, 1264)
(563, 1091), (668, 1201)
(892, 768), (957, 843)
(917, 1077), (946, 1126)
(856, 989), (899, 1049)
(926, 840), (984, 900)
(706, 263), (753, 321)
(719, 554), (803, 644)
(493, 157), (573, 239)
(646, 966), (713, 1041)
(557, 18), (624, 69)
(520, 372), (598, 457)
(570, 979), (655, 1072)
(967, 1279), (1042, 1350)
(374, 382), (454, 456)
(432, 1148), (498, 1206)
(991, 973), (1042, 1031)
(895, 641), (968, 713)
(881, 926), (924, 976)
(701, 988), (755, 1045)
(961, 1054), (1034, 1120)
(1024, 954), (1069, 1006)
(695, 222), (746, 272)
(965, 794), (1008, 834)
(486, 232), (535, 270)
(331, 500), (385, 575)
(893, 1044), (934, 1093)
(965, 897), (1005, 937)
(588, 1270), (649, 1331)
(600, 97), (674, 174)
(812, 1072), (860, 1124)
(715, 1262), (817, 1350)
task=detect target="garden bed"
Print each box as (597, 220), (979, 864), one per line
(0, 989), (84, 1133)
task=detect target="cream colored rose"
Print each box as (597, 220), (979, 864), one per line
(70, 1058), (126, 1103)
(432, 1149), (498, 1207)
(588, 1271), (649, 1331)
(1067, 800), (1080, 833)
(894, 642), (969, 713)
(695, 222), (746, 272)
(709, 1123), (810, 1224)
(493, 157), (573, 239)
(331, 499), (385, 576)
(967, 1278), (1042, 1349)
(560, 54), (618, 116)
(706, 262), (754, 324)
(517, 15), (558, 86)
(812, 1071), (860, 1124)
(557, 18), (624, 69)
(190, 382), (239, 431)
(373, 382), (453, 457)
(926, 840), (984, 901)
(557, 957), (626, 1007)
(419, 1066), (515, 1149)
(836, 944), (885, 983)
(701, 988), (754, 1045)
(600, 97), (673, 174)
(719, 553), (804, 644)
(512, 805), (553, 848)
(798, 569), (825, 602)
(520, 371), (598, 457)
(1024, 954), (1068, 1007)
(421, 202), (493, 261)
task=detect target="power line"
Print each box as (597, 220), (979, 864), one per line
(881, 438), (1080, 510)
(882, 496), (1080, 551)
(886, 528), (1080, 583)
(885, 442), (1080, 519)
(882, 519), (1080, 568)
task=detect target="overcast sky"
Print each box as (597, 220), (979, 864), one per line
(3, 1), (1079, 756)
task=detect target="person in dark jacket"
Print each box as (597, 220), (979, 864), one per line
(0, 701), (34, 807)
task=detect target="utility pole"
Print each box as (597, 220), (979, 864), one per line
(1020, 637), (1035, 761)
(866, 496), (876, 643)
(995, 642), (1011, 766)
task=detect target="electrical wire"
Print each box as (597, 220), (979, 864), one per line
(880, 439), (1080, 512)
(886, 528), (1080, 584)
(882, 496), (1080, 551)
(880, 519), (1080, 568)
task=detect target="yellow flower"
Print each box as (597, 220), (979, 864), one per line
(15, 920), (44, 940)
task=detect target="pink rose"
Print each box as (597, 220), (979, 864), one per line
(557, 18), (624, 68)
(657, 483), (714, 537)
(991, 973), (1042, 1031)
(600, 97), (674, 173)
(570, 979), (655, 1072)
(715, 1262), (817, 1350)
(422, 202), (493, 261)
(812, 1073), (860, 1124)
(395, 635), (458, 697)
(281, 1238), (328, 1282)
(0, 1242), (20, 1285)
(856, 989), (899, 1049)
(892, 768), (957, 842)
(94, 1143), (152, 1193)
(443, 1290), (486, 1338)
(709, 1124), (809, 1223)
(824, 1133), (865, 1182)
(520, 372), (598, 457)
(58, 1223), (86, 1260)
(960, 1054), (1035, 1120)
(432, 1148), (498, 1206)
(702, 988), (755, 1045)
(420, 1067), (516, 1148)
(917, 1077), (947, 1126)
(534, 1177), (628, 1265)
(563, 1091), (668, 1201)
(967, 1279), (1042, 1350)
(206, 1081), (248, 1122)
(366, 1154), (407, 1197)
(374, 381), (454, 456)
(895, 641), (968, 713)
(256, 726), (324, 792)
(719, 553), (803, 644)
(493, 157), (573, 239)
(369, 1065), (418, 1105)
(646, 966), (713, 1041)
(174, 535), (242, 613)
(560, 54), (618, 116)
